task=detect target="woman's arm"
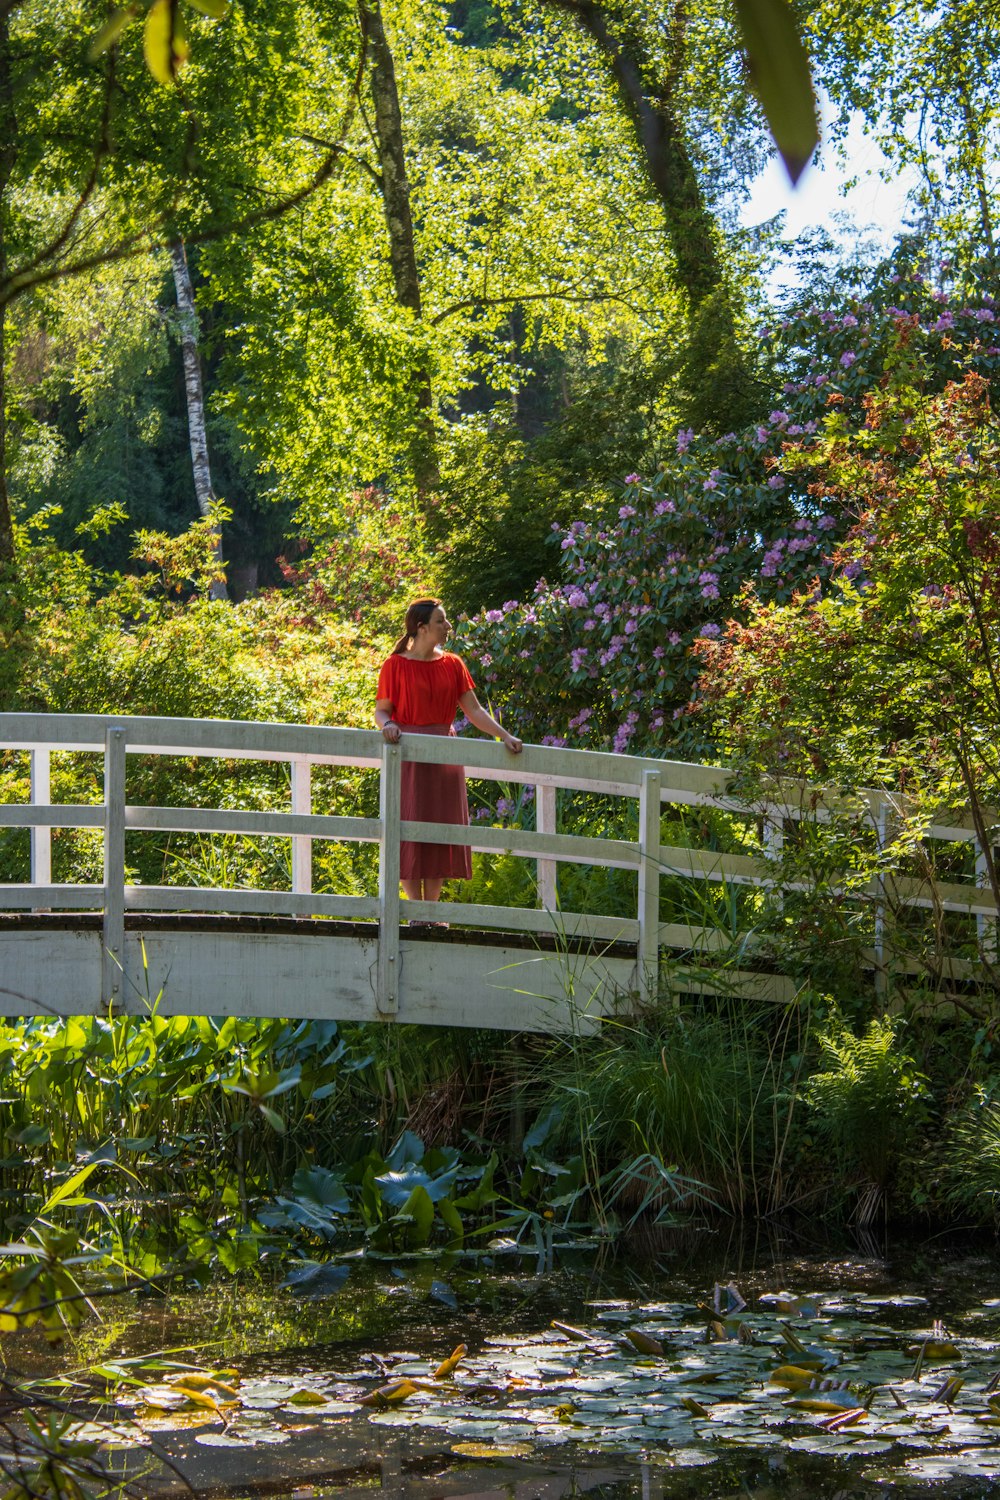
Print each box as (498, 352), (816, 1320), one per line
(459, 691), (522, 753)
(375, 697), (401, 742)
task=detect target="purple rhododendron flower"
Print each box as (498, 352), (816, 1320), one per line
(619, 504), (637, 519)
(625, 472), (641, 484)
(767, 475), (784, 489)
(840, 351), (857, 368)
(699, 623), (722, 638)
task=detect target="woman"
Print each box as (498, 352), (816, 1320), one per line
(375, 598), (522, 922)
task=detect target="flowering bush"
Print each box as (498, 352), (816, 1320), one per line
(456, 264), (1000, 755)
(277, 487), (435, 636)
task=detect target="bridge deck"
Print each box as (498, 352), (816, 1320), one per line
(0, 713), (991, 1026)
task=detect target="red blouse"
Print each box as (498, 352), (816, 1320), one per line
(376, 651), (476, 727)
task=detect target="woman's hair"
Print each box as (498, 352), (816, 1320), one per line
(391, 598), (443, 655)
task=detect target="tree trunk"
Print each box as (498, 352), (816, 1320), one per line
(169, 240), (228, 602)
(359, 0), (439, 496)
(543, 0), (757, 431)
(0, 4), (19, 572)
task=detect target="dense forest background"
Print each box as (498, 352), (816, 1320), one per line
(4, 0), (993, 644)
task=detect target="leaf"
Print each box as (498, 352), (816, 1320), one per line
(551, 1320), (594, 1342)
(523, 1106), (563, 1151)
(732, 0), (819, 183)
(280, 1261), (350, 1299)
(399, 1185), (435, 1248)
(359, 1378), (423, 1407)
(259, 1105), (285, 1134)
(433, 1344), (467, 1380)
(144, 0), (190, 85)
(86, 6), (138, 62)
(624, 1329), (664, 1356)
(186, 0), (228, 15)
(42, 1161), (101, 1214)
(290, 1166), (350, 1214)
(375, 1166), (458, 1207)
(386, 1130), (425, 1169)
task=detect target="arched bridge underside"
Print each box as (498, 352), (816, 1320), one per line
(0, 714), (990, 1030)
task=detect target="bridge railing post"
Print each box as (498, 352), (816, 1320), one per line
(30, 748), (51, 911)
(103, 727), (126, 1007)
(290, 756), (312, 896)
(536, 784), (558, 913)
(377, 739), (401, 1017)
(872, 796), (890, 995)
(637, 767), (662, 1004)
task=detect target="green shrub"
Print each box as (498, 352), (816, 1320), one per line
(804, 1015), (931, 1190)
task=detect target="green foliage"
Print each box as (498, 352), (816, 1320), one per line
(804, 1016), (931, 1189)
(536, 1003), (804, 1217)
(942, 1088), (1000, 1226)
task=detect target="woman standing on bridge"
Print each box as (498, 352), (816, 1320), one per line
(375, 599), (522, 923)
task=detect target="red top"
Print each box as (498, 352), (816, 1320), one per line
(376, 651), (476, 727)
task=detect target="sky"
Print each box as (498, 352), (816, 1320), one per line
(739, 101), (920, 282)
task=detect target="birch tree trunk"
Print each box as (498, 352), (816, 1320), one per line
(360, 0), (440, 498)
(169, 240), (228, 601)
(0, 6), (19, 573)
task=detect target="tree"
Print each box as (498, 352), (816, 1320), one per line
(812, 0), (1000, 270)
(169, 240), (228, 599)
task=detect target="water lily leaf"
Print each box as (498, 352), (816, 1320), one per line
(196, 1429), (289, 1448)
(451, 1440), (534, 1458)
(770, 1364), (829, 1389)
(433, 1344), (467, 1380)
(786, 1390), (860, 1413)
(624, 1329), (664, 1356)
(286, 1388), (329, 1405)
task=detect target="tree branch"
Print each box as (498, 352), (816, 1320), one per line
(430, 284), (646, 326)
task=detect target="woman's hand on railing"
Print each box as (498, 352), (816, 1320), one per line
(381, 719), (402, 744)
(501, 732), (523, 755)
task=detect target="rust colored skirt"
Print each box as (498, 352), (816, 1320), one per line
(400, 723), (472, 881)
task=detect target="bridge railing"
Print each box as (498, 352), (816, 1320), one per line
(0, 713), (995, 1010)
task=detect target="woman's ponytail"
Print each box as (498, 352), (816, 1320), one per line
(392, 597), (442, 654)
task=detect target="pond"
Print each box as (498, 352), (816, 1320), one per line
(7, 1226), (1000, 1499)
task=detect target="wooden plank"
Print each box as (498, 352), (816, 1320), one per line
(658, 921), (736, 953)
(30, 749), (51, 894)
(290, 757), (312, 896)
(637, 767), (661, 1000)
(123, 806), (379, 841)
(0, 805), (104, 828)
(401, 820), (640, 869)
(404, 900), (639, 942)
(0, 884), (103, 909)
(535, 784), (558, 912)
(667, 966), (798, 1004)
(103, 728), (126, 1006)
(123, 886), (378, 919)
(377, 740), (401, 1016)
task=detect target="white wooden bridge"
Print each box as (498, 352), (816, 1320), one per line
(0, 714), (993, 1031)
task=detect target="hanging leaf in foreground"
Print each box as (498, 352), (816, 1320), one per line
(732, 0), (819, 182)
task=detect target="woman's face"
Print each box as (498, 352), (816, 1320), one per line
(419, 605), (451, 646)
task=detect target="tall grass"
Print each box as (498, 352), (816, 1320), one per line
(533, 999), (808, 1218)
